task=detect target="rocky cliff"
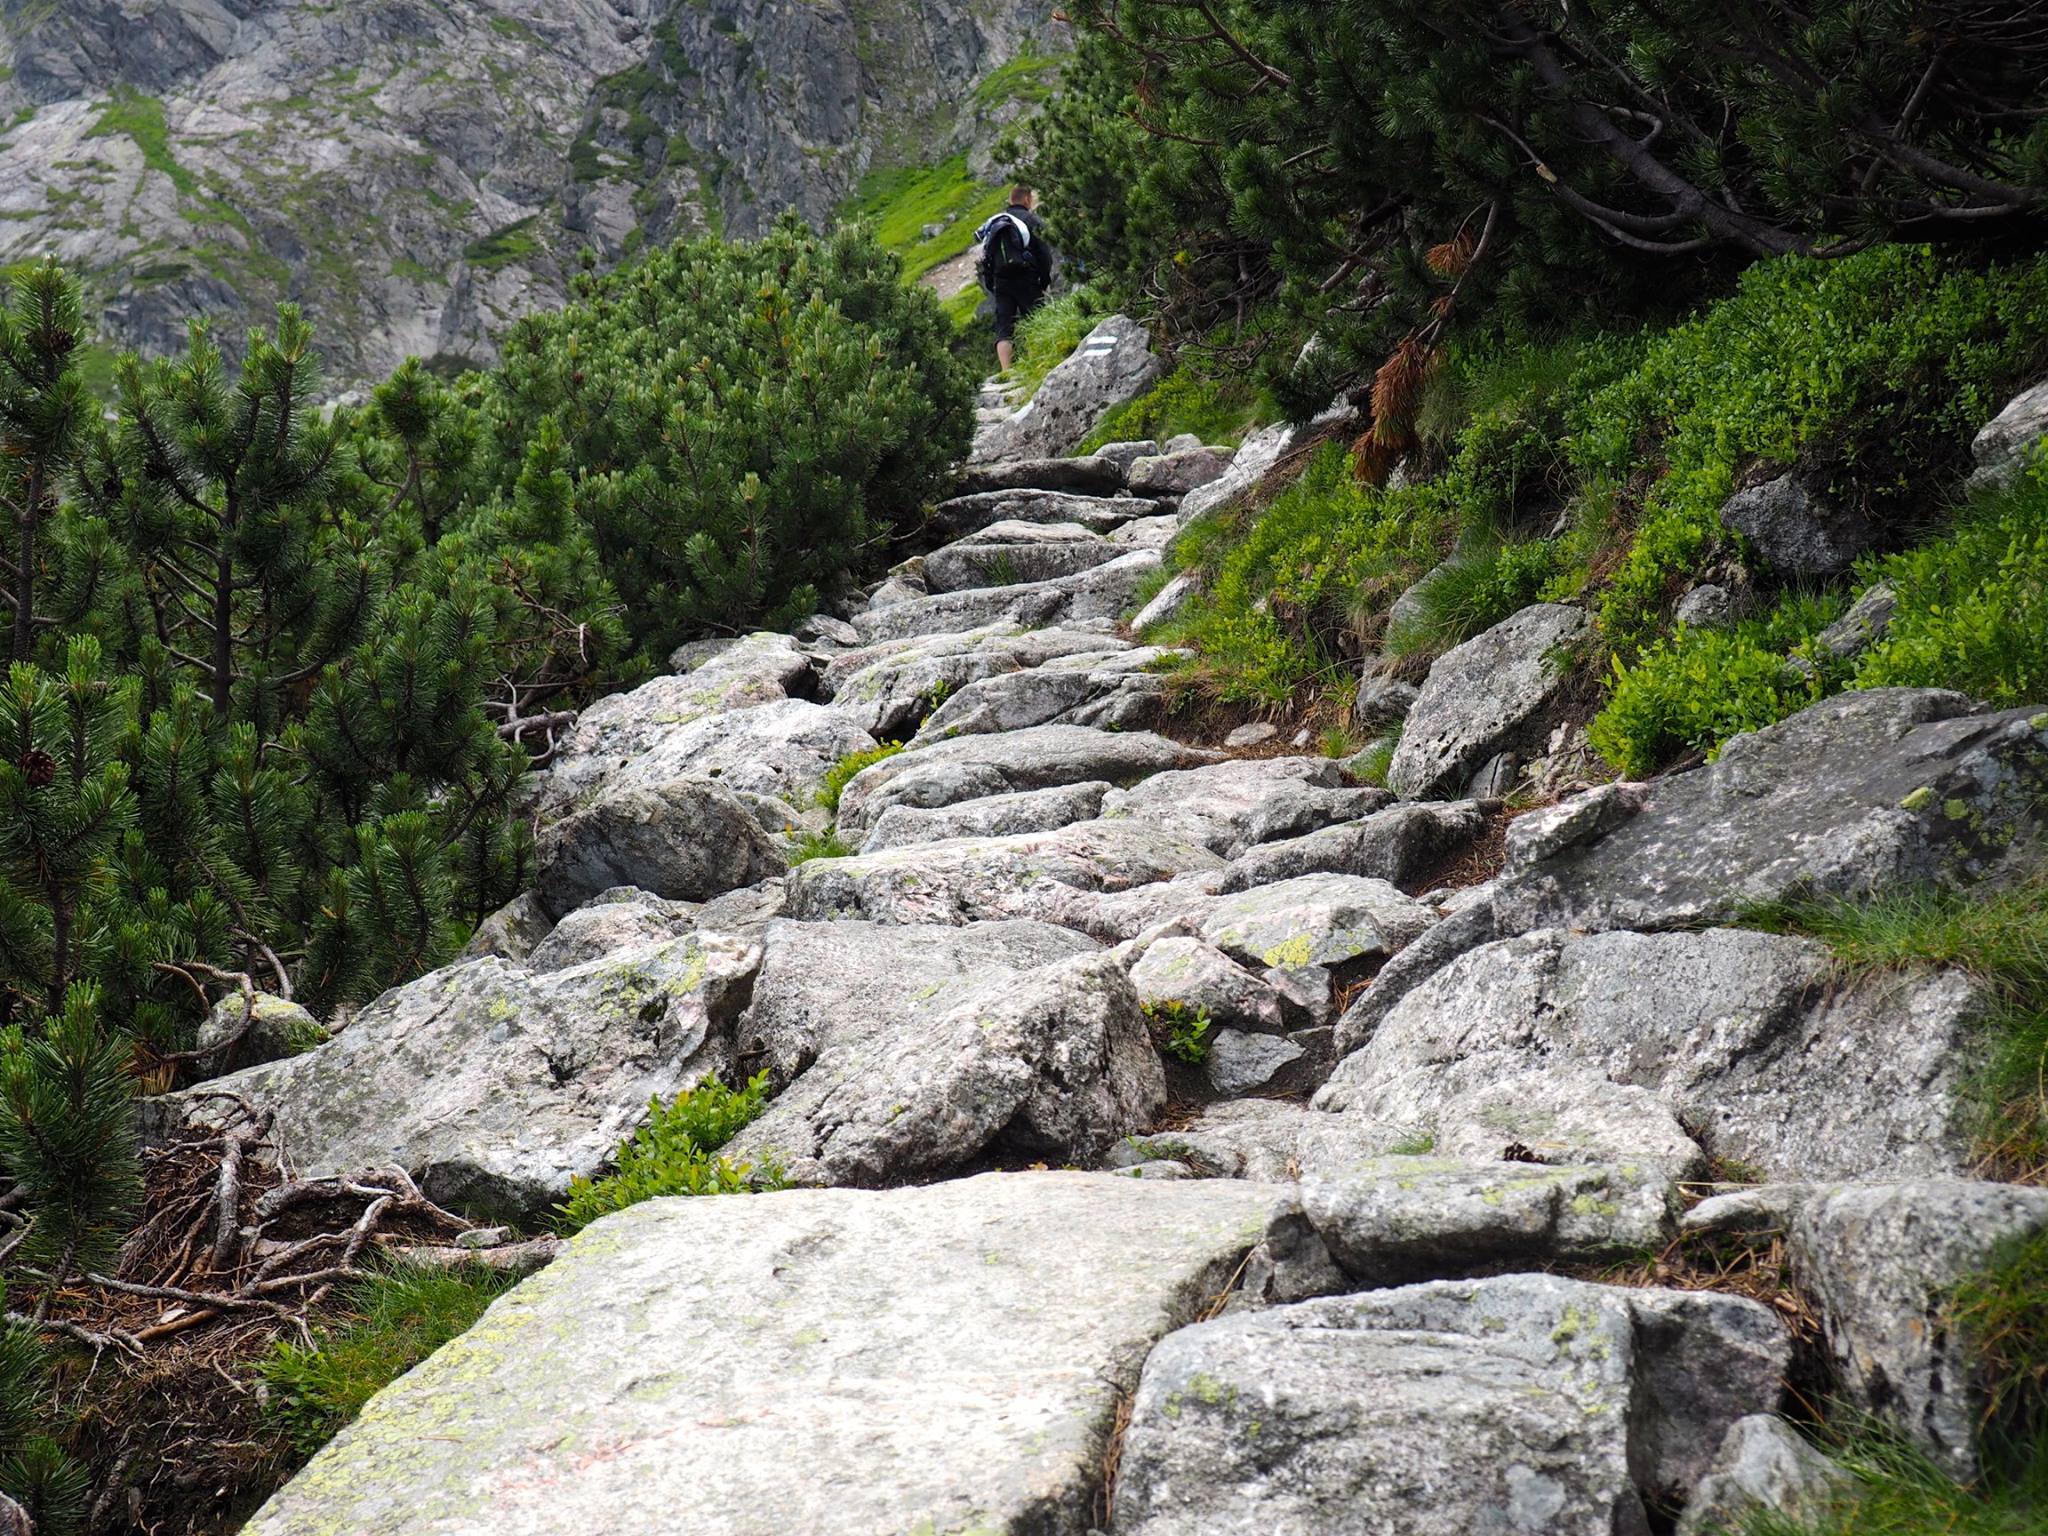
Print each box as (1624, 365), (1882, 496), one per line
(0, 0), (1059, 381)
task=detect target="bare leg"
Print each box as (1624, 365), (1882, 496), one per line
(997, 338), (1015, 371)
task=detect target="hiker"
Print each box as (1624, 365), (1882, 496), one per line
(976, 185), (1055, 373)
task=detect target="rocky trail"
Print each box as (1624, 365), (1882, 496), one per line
(148, 321), (2048, 1534)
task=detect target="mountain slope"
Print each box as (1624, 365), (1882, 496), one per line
(0, 0), (1059, 382)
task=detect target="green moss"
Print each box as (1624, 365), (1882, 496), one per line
(816, 742), (905, 813)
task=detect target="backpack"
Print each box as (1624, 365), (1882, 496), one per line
(977, 211), (1037, 289)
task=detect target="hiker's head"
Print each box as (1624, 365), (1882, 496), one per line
(1010, 184), (1037, 211)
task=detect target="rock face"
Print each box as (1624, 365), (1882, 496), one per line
(1321, 927), (1988, 1179)
(1114, 1274), (1787, 1536)
(243, 1172), (1284, 1536)
(1388, 603), (1588, 800)
(148, 936), (762, 1221)
(1100, 757), (1389, 858)
(970, 315), (1168, 462)
(0, 1), (1065, 382)
(1790, 1180), (2048, 1479)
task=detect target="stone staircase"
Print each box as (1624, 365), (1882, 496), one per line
(173, 342), (2048, 1536)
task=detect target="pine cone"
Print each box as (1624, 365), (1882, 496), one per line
(19, 748), (55, 789)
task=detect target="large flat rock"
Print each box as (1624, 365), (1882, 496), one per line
(244, 1172), (1287, 1536)
(1493, 690), (2048, 936)
(1320, 927), (1987, 1179)
(848, 548), (1163, 645)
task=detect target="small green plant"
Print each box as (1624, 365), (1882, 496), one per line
(786, 829), (854, 865)
(555, 1071), (784, 1234)
(1387, 1130), (1437, 1156)
(1851, 472), (2048, 707)
(1385, 538), (1567, 657)
(1348, 728), (1401, 789)
(977, 551), (1022, 588)
(259, 1263), (518, 1457)
(1143, 1000), (1213, 1066)
(1951, 1226), (2048, 1468)
(816, 742), (905, 813)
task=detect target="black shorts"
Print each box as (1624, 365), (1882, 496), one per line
(991, 282), (1044, 342)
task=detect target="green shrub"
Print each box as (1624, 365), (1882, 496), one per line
(555, 1071), (783, 1234)
(1852, 472), (2048, 706)
(1569, 247), (2048, 654)
(486, 216), (972, 657)
(1082, 360), (1268, 449)
(1143, 1000), (1212, 1066)
(816, 742), (905, 814)
(260, 1263), (517, 1457)
(1587, 593), (1846, 776)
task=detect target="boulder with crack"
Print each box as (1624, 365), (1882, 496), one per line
(849, 548), (1163, 645)
(541, 633), (814, 811)
(1219, 800), (1487, 893)
(1129, 936), (1291, 1033)
(524, 888), (699, 972)
(785, 818), (1225, 927)
(1790, 1179), (2048, 1480)
(822, 623), (1131, 739)
(1320, 927), (1988, 1179)
(834, 723), (1216, 838)
(920, 519), (1125, 592)
(539, 696), (878, 823)
(534, 778), (789, 918)
(931, 486), (1160, 537)
(1198, 875), (1437, 995)
(242, 1172), (1286, 1536)
(144, 935), (762, 1222)
(1388, 603), (1589, 800)
(1101, 757), (1391, 858)
(1298, 1155), (1678, 1285)
(1113, 1273), (1788, 1536)
(912, 646), (1182, 740)
(858, 781), (1110, 853)
(730, 940), (1163, 1187)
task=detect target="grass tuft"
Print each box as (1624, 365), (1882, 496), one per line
(816, 742), (905, 814)
(259, 1264), (517, 1457)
